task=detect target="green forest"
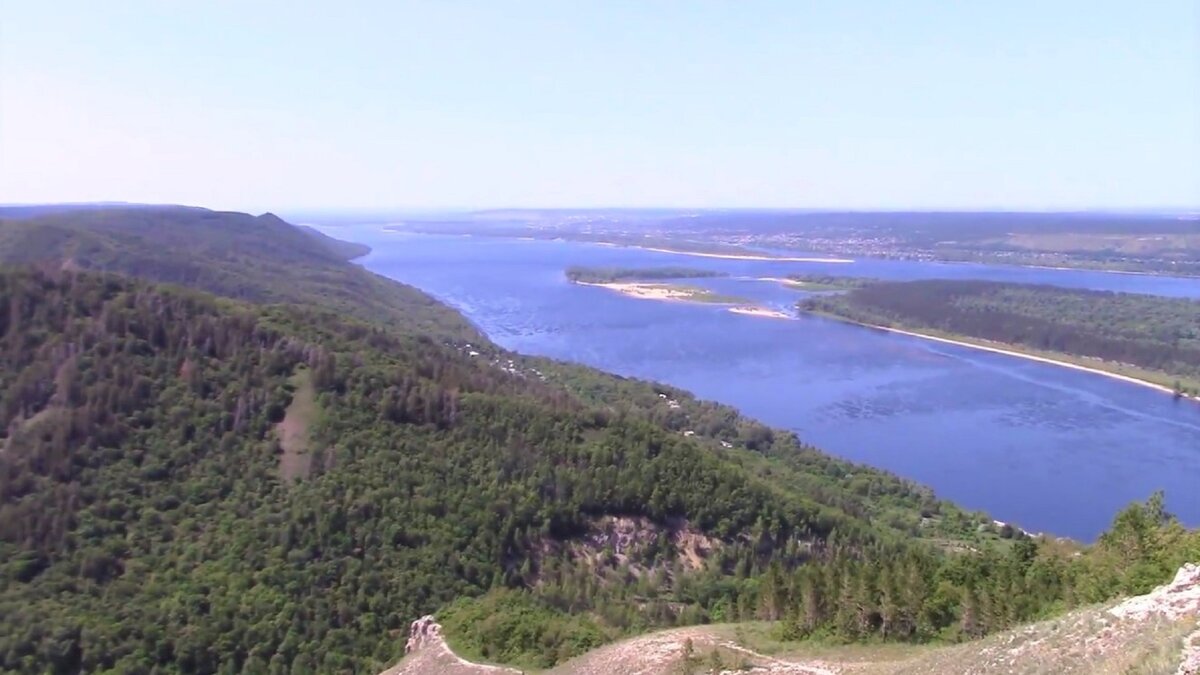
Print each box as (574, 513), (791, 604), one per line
(0, 208), (1196, 674)
(800, 279), (1200, 394)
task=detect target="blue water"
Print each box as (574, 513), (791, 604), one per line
(337, 228), (1200, 541)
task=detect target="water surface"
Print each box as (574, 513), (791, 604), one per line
(341, 229), (1200, 541)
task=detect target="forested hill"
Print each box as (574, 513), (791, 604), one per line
(296, 224), (372, 260)
(1, 209), (1196, 673)
(0, 267), (949, 672)
(4, 267), (1195, 674)
(800, 279), (1200, 393)
(0, 206), (469, 339)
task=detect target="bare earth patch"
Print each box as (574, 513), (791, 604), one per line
(275, 370), (316, 483)
(531, 515), (720, 583)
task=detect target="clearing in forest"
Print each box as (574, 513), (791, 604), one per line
(276, 369), (316, 482)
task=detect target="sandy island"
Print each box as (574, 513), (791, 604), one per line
(576, 281), (710, 302)
(643, 247), (853, 263)
(577, 281), (792, 319)
(758, 276), (820, 287)
(857, 322), (1196, 402)
(729, 306), (793, 319)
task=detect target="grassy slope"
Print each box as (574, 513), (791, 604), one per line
(504, 601), (1195, 674)
(713, 608), (1196, 674)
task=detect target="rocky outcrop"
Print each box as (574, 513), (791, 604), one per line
(1110, 563), (1200, 622)
(404, 615), (443, 655)
(378, 616), (520, 675)
(1178, 625), (1200, 675)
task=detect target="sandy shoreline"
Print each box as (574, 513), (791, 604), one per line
(849, 321), (1195, 402)
(643, 247), (853, 263)
(576, 281), (792, 319)
(729, 306), (792, 319)
(575, 280), (706, 302)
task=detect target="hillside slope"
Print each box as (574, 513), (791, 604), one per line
(0, 267), (982, 673)
(0, 206), (470, 338)
(1, 207), (1195, 673)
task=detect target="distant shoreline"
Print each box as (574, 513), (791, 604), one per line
(807, 314), (1198, 403)
(384, 229), (1199, 278)
(641, 247), (854, 263)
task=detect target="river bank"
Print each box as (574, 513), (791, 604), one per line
(642, 247), (854, 263)
(803, 312), (1198, 404)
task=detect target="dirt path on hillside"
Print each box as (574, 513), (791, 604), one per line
(546, 625), (840, 675)
(379, 564), (1200, 675)
(379, 618), (840, 675)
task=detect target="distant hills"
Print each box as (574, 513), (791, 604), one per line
(0, 206), (471, 339)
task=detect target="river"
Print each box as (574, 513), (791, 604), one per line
(332, 227), (1200, 541)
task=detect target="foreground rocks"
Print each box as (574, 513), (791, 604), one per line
(1110, 563), (1200, 622)
(378, 616), (520, 675)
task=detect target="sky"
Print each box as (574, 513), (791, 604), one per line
(1, 1), (1198, 211)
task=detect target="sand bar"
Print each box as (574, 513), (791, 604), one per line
(575, 281), (709, 302)
(757, 276), (814, 286)
(729, 307), (792, 319)
(576, 281), (790, 319)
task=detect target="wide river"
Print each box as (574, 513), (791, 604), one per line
(335, 227), (1200, 541)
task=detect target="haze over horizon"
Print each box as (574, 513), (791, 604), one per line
(2, 1), (1198, 212)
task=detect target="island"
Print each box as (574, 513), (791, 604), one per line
(798, 279), (1200, 400)
(563, 266), (800, 317)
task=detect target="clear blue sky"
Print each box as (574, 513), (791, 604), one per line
(2, 1), (1197, 210)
